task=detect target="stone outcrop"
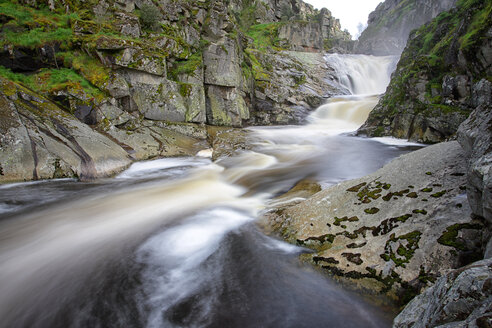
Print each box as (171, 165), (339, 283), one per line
(358, 0), (492, 143)
(262, 141), (488, 304)
(354, 0), (457, 56)
(458, 104), (492, 224)
(0, 0), (353, 182)
(0, 77), (131, 181)
(393, 258), (492, 328)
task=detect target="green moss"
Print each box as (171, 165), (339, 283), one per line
(406, 192), (418, 198)
(0, 65), (102, 100)
(364, 207), (380, 215)
(178, 82), (192, 98)
(246, 22), (286, 51)
(412, 209), (428, 215)
(333, 216), (359, 226)
(347, 182), (367, 192)
(420, 187), (433, 192)
(381, 231), (422, 268)
(168, 51), (203, 81)
(430, 190), (446, 198)
(438, 223), (482, 250)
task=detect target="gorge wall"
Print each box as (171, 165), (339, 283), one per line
(354, 0), (457, 56)
(0, 0), (351, 182)
(358, 0), (492, 143)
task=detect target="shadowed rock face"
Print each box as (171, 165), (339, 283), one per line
(458, 105), (492, 225)
(354, 0), (457, 56)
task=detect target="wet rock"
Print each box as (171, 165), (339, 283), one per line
(207, 126), (251, 160)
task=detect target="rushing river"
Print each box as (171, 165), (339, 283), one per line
(0, 55), (420, 328)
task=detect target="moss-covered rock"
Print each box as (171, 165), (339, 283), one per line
(262, 141), (487, 306)
(358, 0), (492, 143)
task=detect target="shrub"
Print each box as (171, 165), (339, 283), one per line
(139, 3), (160, 31)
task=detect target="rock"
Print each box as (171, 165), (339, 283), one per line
(207, 126), (251, 160)
(393, 258), (492, 328)
(263, 141), (487, 302)
(358, 1), (492, 142)
(355, 0), (457, 56)
(457, 102), (492, 224)
(114, 12), (141, 38)
(104, 73), (131, 99)
(96, 102), (132, 126)
(103, 123), (209, 160)
(0, 78), (131, 182)
(471, 79), (492, 108)
(278, 22), (323, 52)
(203, 38), (242, 88)
(246, 50), (346, 125)
(113, 47), (167, 76)
(205, 85), (248, 127)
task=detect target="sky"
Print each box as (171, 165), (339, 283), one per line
(304, 0), (383, 39)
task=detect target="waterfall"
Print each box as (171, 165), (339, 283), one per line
(325, 54), (398, 95)
(304, 54), (398, 130)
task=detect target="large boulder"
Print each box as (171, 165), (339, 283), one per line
(263, 142), (487, 304)
(0, 78), (131, 182)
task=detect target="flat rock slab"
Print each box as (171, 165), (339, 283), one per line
(264, 141), (487, 303)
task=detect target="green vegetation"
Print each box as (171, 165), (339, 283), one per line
(246, 22), (286, 51)
(138, 3), (161, 31)
(368, 0), (492, 136)
(381, 231), (422, 268)
(0, 65), (103, 99)
(168, 51), (203, 81)
(0, 1), (76, 48)
(364, 207), (380, 214)
(438, 223), (482, 250)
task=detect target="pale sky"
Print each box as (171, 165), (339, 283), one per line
(304, 0), (383, 39)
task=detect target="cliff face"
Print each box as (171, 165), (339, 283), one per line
(358, 0), (492, 143)
(0, 0), (350, 182)
(354, 0), (457, 56)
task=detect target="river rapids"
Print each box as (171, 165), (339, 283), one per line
(0, 54), (420, 328)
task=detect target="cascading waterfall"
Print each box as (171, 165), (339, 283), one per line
(302, 54), (398, 131)
(325, 54), (398, 95)
(0, 54), (417, 328)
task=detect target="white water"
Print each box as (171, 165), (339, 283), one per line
(325, 54), (397, 95)
(0, 54), (414, 328)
